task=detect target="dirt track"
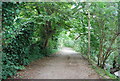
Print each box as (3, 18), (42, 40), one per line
(14, 47), (100, 79)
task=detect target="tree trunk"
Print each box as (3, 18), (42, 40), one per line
(43, 38), (49, 49)
(88, 8), (91, 60)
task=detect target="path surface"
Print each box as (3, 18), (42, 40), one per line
(14, 47), (100, 79)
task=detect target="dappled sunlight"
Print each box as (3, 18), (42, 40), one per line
(2, 2), (119, 79)
(60, 47), (78, 55)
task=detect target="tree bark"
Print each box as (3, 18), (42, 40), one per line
(88, 9), (91, 60)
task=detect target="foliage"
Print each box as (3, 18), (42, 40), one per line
(58, 2), (119, 78)
(2, 2), (120, 79)
(2, 2), (60, 79)
(92, 65), (117, 79)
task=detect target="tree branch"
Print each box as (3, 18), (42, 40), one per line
(75, 33), (88, 40)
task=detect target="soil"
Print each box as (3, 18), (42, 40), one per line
(13, 47), (101, 79)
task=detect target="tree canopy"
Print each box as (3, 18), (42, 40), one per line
(2, 2), (120, 79)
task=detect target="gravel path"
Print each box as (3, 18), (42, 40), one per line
(14, 47), (100, 79)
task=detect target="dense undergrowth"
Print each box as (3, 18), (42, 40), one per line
(1, 2), (120, 79)
(2, 2), (59, 79)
